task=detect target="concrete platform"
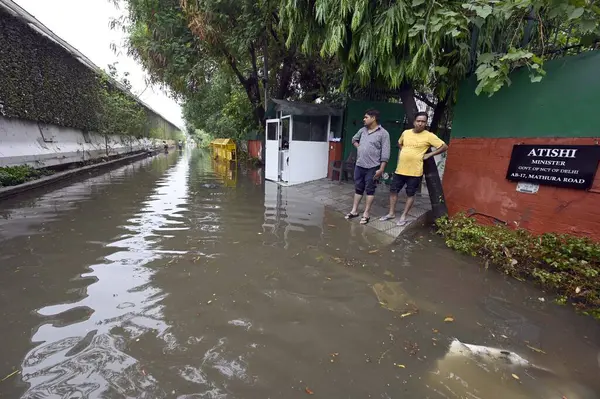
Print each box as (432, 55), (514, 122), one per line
(286, 178), (432, 239)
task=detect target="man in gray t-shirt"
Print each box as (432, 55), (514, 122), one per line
(345, 109), (390, 225)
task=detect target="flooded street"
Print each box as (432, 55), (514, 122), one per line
(1, 149), (598, 398)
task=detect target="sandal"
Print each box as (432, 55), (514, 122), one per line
(345, 212), (359, 220)
(396, 219), (409, 226)
(379, 214), (395, 221)
(360, 216), (370, 225)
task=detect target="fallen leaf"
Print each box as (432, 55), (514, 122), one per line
(394, 363), (406, 368)
(444, 316), (454, 323)
(575, 286), (581, 294)
(305, 387), (314, 395)
(512, 373), (520, 380)
(526, 345), (546, 354)
(368, 249), (379, 254)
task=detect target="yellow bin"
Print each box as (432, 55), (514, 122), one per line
(210, 138), (237, 162)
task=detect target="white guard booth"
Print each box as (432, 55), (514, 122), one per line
(265, 99), (343, 186)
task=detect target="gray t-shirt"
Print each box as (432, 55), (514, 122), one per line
(352, 125), (391, 169)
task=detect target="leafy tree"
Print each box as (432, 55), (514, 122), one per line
(280, 0), (599, 115)
(113, 0), (342, 131)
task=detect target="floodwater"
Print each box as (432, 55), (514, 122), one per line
(0, 149), (598, 399)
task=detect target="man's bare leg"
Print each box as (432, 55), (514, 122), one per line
(398, 196), (415, 224)
(349, 193), (362, 216)
(381, 193), (398, 219)
(363, 194), (376, 219)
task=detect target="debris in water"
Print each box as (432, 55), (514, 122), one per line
(538, 297), (545, 302)
(526, 345), (546, 354)
(444, 316), (454, 323)
(207, 300), (213, 304)
(368, 249), (379, 254)
(305, 387), (315, 395)
(400, 312), (415, 318)
(512, 373), (520, 380)
(394, 363), (406, 368)
(1, 369), (20, 382)
(327, 224), (336, 228)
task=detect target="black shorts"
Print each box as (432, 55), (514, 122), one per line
(354, 166), (378, 196)
(390, 173), (421, 197)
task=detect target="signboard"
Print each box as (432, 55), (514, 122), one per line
(506, 145), (600, 190)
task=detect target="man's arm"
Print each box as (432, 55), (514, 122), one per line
(423, 134), (448, 160)
(352, 129), (362, 149)
(374, 132), (391, 179)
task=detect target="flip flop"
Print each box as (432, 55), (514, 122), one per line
(396, 219), (409, 226)
(345, 212), (359, 220)
(360, 216), (370, 225)
(379, 215), (395, 221)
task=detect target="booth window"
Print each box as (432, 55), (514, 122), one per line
(292, 115), (329, 142)
(267, 123), (277, 140)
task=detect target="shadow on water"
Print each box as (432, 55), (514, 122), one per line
(0, 149), (598, 398)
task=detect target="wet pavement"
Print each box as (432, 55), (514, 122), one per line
(0, 149), (598, 398)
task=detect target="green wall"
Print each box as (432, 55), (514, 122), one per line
(343, 100), (405, 179)
(452, 51), (600, 139)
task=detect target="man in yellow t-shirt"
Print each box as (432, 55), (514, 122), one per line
(379, 112), (448, 226)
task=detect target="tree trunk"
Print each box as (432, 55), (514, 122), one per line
(399, 83), (448, 220)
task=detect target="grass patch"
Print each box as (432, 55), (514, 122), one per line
(436, 213), (600, 318)
(0, 165), (54, 187)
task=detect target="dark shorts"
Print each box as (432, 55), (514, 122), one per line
(354, 166), (379, 196)
(390, 173), (421, 197)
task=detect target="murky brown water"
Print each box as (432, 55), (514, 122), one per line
(1, 149), (598, 398)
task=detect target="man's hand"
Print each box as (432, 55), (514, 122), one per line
(374, 168), (384, 180)
(353, 142), (360, 149)
(423, 153), (433, 161)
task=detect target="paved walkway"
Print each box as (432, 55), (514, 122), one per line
(287, 178), (432, 239)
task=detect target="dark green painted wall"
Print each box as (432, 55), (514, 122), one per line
(452, 51), (600, 139)
(342, 100), (405, 179)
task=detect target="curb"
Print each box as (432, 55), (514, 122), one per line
(0, 150), (159, 201)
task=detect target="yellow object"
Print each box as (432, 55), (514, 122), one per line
(395, 129), (445, 177)
(211, 159), (237, 187)
(210, 138), (237, 162)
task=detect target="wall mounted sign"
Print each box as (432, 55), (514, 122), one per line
(506, 144), (600, 190)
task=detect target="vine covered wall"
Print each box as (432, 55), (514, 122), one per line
(0, 8), (180, 138)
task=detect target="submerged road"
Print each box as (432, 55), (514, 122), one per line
(0, 149), (598, 398)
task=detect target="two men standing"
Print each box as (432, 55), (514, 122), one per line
(347, 110), (448, 226)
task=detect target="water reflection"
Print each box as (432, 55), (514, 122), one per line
(262, 181), (325, 249)
(0, 161), (150, 241)
(20, 154), (190, 398)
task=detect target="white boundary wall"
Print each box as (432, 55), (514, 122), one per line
(0, 116), (160, 168)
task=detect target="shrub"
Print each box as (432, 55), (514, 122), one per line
(0, 165), (53, 187)
(436, 213), (600, 318)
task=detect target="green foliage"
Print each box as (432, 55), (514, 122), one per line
(0, 165), (53, 187)
(183, 70), (259, 143)
(115, 0), (342, 134)
(0, 8), (102, 131)
(280, 0), (600, 97)
(0, 9), (176, 138)
(436, 214), (600, 318)
(97, 65), (148, 137)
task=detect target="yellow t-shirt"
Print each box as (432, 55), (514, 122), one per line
(395, 129), (445, 177)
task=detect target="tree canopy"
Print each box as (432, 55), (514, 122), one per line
(280, 0), (599, 99)
(113, 0), (342, 139)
